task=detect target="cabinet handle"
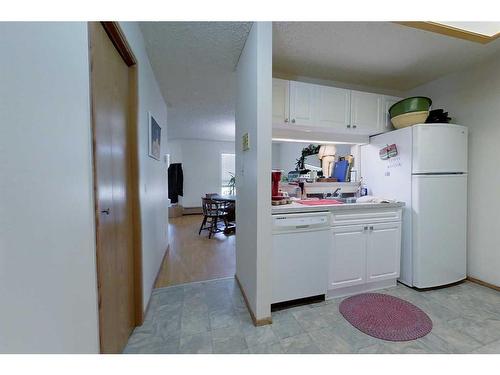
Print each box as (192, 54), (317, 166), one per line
(284, 118), (289, 123)
(347, 124), (351, 128)
(353, 125), (357, 129)
(291, 119), (296, 123)
(363, 226), (368, 231)
(369, 226), (374, 231)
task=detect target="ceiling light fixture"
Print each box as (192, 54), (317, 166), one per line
(396, 22), (500, 44)
(272, 138), (361, 145)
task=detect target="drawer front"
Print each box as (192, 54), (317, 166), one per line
(331, 208), (402, 226)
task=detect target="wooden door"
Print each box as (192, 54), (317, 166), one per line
(90, 22), (136, 354)
(289, 81), (315, 126)
(366, 222), (401, 283)
(315, 85), (351, 130)
(329, 224), (366, 289)
(272, 78), (290, 125)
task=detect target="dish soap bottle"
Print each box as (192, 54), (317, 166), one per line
(358, 178), (368, 197)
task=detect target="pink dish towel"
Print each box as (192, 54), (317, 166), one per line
(296, 199), (343, 206)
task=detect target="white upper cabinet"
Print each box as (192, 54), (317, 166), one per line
(379, 95), (402, 133)
(350, 90), (383, 135)
(273, 78), (401, 135)
(315, 85), (351, 130)
(272, 78), (290, 125)
(289, 81), (315, 126)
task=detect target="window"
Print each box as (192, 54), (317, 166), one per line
(221, 153), (235, 195)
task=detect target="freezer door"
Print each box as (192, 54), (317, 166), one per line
(412, 124), (468, 174)
(412, 174), (467, 288)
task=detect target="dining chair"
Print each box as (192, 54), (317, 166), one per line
(199, 197), (229, 238)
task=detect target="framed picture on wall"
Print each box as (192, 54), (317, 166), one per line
(148, 112), (161, 161)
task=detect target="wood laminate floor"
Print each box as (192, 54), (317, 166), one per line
(154, 214), (235, 288)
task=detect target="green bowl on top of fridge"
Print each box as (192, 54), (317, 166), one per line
(389, 97), (432, 118)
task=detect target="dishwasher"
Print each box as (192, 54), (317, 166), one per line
(271, 211), (332, 304)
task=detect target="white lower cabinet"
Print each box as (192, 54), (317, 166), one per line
(366, 222), (402, 282)
(328, 209), (402, 298)
(329, 224), (366, 289)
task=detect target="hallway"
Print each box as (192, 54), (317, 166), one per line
(155, 215), (236, 288)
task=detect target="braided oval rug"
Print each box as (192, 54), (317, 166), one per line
(339, 293), (433, 341)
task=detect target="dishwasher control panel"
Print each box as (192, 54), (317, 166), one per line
(272, 212), (331, 233)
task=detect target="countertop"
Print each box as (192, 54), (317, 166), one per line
(271, 201), (405, 215)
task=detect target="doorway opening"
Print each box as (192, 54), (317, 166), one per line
(154, 141), (236, 288)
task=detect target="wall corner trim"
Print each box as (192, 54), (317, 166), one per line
(235, 274), (272, 327)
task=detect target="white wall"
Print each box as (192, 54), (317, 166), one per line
(235, 22), (273, 320)
(0, 23), (99, 353)
(120, 22), (169, 310)
(0, 22), (170, 353)
(167, 139), (235, 208)
(407, 50), (500, 287)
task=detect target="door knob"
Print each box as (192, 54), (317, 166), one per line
(353, 125), (357, 129)
(101, 208), (110, 215)
(369, 226), (374, 231)
(291, 119), (296, 123)
(284, 118), (289, 123)
(347, 124), (351, 128)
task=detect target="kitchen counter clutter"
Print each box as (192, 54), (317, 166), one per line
(271, 202), (404, 304)
(272, 200), (404, 214)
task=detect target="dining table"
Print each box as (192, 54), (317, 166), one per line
(211, 194), (236, 234)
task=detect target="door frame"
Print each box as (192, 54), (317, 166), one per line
(88, 22), (144, 347)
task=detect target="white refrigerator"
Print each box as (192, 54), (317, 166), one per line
(361, 124), (468, 288)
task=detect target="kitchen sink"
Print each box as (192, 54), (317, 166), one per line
(332, 197), (358, 204)
(305, 195), (358, 204)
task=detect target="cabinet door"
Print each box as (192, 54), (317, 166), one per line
(272, 78), (290, 125)
(289, 81), (315, 126)
(315, 85), (351, 130)
(329, 225), (366, 289)
(350, 91), (382, 135)
(379, 96), (402, 133)
(366, 222), (401, 283)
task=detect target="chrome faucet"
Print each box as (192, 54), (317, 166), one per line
(332, 187), (342, 197)
(323, 187), (342, 199)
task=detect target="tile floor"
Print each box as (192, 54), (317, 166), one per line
(124, 278), (500, 354)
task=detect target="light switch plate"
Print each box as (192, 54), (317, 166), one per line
(242, 132), (250, 151)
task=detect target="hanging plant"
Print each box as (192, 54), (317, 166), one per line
(295, 144), (320, 171)
(227, 172), (236, 195)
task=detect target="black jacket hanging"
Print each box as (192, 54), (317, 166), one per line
(168, 163), (184, 204)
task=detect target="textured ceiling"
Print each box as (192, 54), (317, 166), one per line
(139, 22), (252, 141)
(140, 22), (500, 142)
(273, 22), (500, 91)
